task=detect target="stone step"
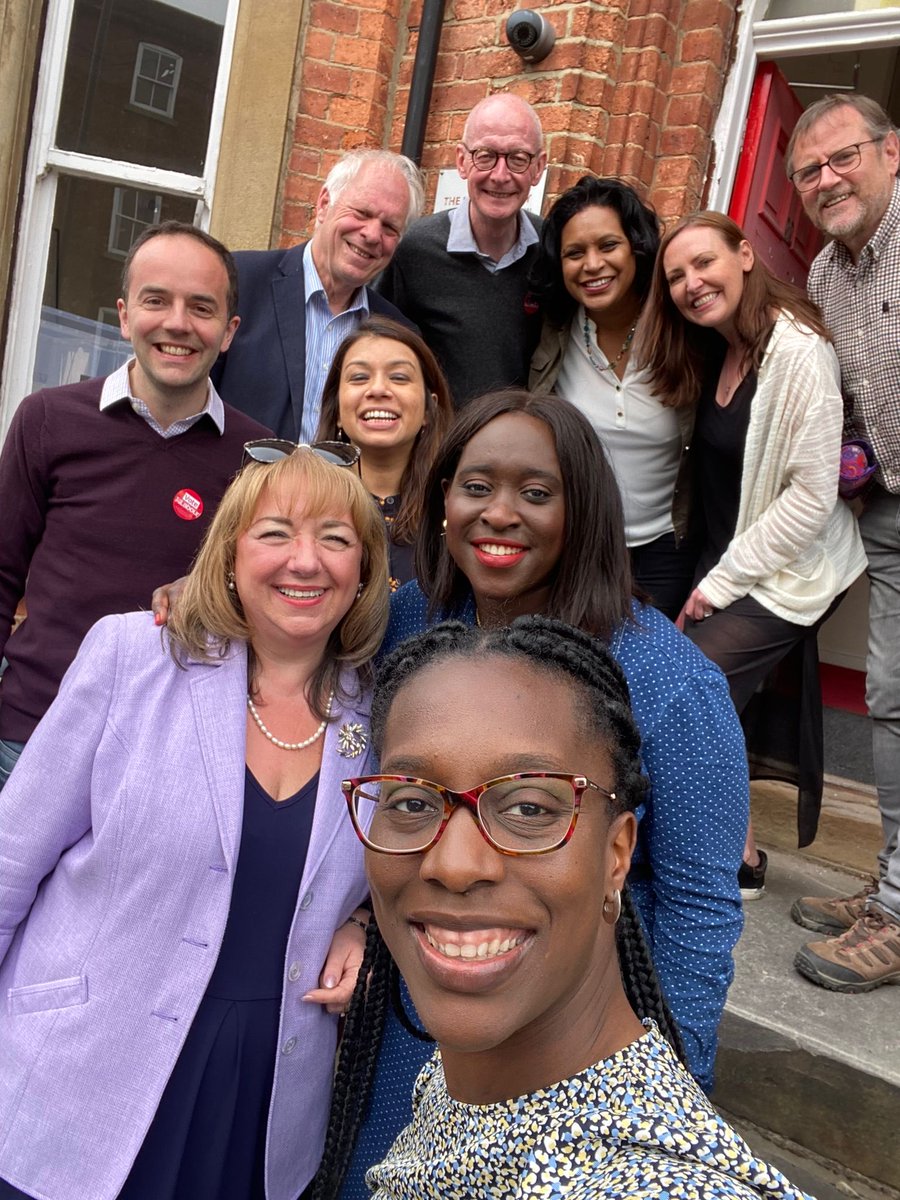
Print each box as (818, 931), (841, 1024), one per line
(713, 847), (899, 1195)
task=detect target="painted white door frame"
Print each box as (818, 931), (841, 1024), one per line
(0, 0), (240, 438)
(708, 4), (900, 213)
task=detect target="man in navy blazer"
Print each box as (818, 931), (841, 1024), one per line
(212, 149), (423, 440)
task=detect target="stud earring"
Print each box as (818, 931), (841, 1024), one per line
(441, 518), (447, 538)
(356, 583), (364, 599)
(602, 889), (622, 925)
(227, 571), (236, 592)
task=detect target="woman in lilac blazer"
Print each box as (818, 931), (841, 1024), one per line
(0, 445), (389, 1200)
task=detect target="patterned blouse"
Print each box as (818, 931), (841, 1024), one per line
(366, 1025), (812, 1200)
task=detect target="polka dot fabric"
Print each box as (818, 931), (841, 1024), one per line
(366, 1025), (812, 1200)
(340, 586), (749, 1199)
(382, 583), (746, 1089)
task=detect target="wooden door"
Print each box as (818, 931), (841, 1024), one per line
(729, 62), (823, 286)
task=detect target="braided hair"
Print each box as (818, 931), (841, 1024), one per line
(311, 616), (685, 1198)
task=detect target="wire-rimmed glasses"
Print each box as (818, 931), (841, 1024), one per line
(343, 772), (614, 856)
(790, 139), (883, 192)
(461, 145), (538, 175)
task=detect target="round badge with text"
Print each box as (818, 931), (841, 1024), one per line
(172, 488), (204, 521)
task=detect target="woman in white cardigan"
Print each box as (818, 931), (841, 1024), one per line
(639, 211), (866, 895)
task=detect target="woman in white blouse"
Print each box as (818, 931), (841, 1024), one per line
(529, 176), (695, 620)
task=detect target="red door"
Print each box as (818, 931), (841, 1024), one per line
(729, 63), (823, 287)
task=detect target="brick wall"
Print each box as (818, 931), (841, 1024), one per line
(278, 0), (739, 244)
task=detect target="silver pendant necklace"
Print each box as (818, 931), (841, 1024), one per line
(247, 690), (334, 751)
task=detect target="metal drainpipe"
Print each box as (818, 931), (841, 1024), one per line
(400, 0), (447, 166)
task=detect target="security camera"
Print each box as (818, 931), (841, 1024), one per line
(505, 11), (556, 64)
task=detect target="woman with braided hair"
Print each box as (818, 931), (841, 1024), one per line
(325, 391), (750, 1199)
(320, 617), (809, 1199)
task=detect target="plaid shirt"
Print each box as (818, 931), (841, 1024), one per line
(807, 178), (900, 493)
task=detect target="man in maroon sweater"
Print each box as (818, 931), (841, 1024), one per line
(0, 221), (269, 789)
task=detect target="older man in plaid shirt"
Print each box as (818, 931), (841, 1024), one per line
(784, 93), (900, 992)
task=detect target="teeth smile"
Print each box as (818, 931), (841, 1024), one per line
(583, 277), (613, 289)
(347, 244), (374, 260)
(362, 410), (398, 421)
(476, 543), (523, 557)
(424, 928), (527, 960)
(691, 292), (718, 310)
(159, 344), (193, 355)
(277, 587), (324, 599)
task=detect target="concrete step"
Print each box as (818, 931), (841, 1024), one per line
(713, 847), (900, 1195)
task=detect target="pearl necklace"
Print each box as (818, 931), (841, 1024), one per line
(582, 312), (637, 375)
(247, 690), (334, 751)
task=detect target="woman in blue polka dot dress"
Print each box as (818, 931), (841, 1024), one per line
(324, 391), (750, 1199)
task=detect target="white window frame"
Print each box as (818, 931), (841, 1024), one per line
(1, 0), (239, 437)
(130, 42), (183, 118)
(708, 3), (900, 211)
(107, 186), (163, 258)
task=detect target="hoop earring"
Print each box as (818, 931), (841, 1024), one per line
(602, 889), (622, 925)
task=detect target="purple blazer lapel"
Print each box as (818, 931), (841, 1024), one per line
(302, 670), (374, 889)
(189, 645), (248, 871)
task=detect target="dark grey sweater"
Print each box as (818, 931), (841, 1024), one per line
(376, 209), (543, 407)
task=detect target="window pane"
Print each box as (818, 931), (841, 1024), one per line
(33, 176), (196, 390)
(55, 0), (227, 175)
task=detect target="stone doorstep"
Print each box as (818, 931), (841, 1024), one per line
(713, 848), (900, 1193)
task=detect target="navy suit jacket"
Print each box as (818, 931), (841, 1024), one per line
(211, 242), (415, 439)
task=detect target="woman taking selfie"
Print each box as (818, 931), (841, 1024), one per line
(640, 211), (866, 893)
(317, 316), (454, 590)
(528, 177), (695, 619)
(325, 618), (810, 1199)
(328, 390), (748, 1198)
(0, 445), (388, 1200)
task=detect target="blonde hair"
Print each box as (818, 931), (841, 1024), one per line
(168, 449), (390, 718)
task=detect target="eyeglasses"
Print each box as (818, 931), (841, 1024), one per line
(343, 772), (613, 856)
(241, 439), (361, 471)
(790, 139), (883, 192)
(461, 145), (538, 175)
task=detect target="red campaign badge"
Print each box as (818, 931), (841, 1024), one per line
(172, 488), (204, 521)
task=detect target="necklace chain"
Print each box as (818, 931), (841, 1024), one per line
(247, 690), (334, 751)
(582, 312), (637, 376)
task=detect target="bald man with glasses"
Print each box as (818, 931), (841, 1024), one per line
(376, 94), (547, 407)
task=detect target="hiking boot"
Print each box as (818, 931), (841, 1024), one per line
(794, 908), (900, 993)
(790, 879), (879, 935)
(738, 849), (767, 900)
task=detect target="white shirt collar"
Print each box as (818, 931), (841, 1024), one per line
(445, 201), (538, 271)
(99, 359), (225, 434)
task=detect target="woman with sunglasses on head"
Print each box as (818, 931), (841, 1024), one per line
(316, 317), (455, 591)
(639, 211), (866, 895)
(322, 618), (811, 1199)
(528, 177), (696, 620)
(0, 445), (388, 1200)
(329, 390), (749, 1199)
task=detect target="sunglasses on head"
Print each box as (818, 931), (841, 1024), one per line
(241, 439), (361, 471)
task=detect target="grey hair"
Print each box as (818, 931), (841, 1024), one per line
(323, 150), (425, 229)
(785, 93), (896, 176)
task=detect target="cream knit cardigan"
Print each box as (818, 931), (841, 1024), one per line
(698, 312), (867, 625)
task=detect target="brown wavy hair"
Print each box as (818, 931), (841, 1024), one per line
(168, 449), (390, 719)
(316, 316), (454, 544)
(637, 210), (831, 410)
